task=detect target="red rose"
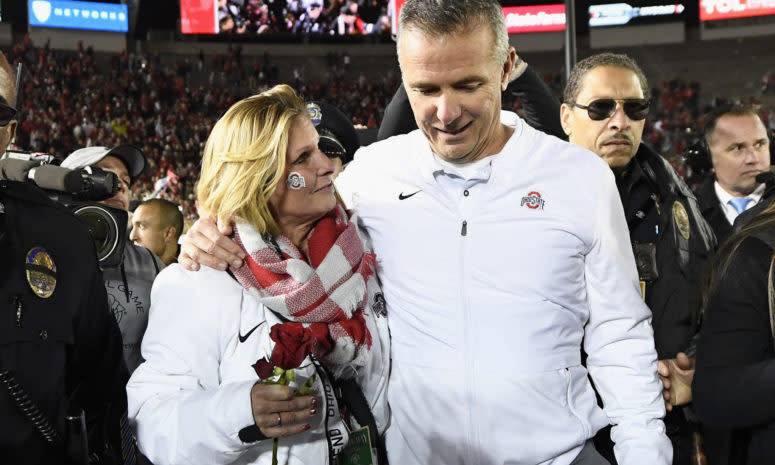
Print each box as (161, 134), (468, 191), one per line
(269, 322), (314, 369)
(252, 358), (274, 379)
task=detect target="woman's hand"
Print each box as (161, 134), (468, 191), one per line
(658, 352), (695, 411)
(179, 214), (245, 271)
(250, 383), (318, 438)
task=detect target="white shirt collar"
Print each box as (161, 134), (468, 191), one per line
(714, 181), (766, 224)
(421, 111), (522, 187)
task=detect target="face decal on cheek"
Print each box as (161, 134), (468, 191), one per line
(286, 171), (307, 190)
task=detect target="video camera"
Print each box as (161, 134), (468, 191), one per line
(0, 151), (128, 267)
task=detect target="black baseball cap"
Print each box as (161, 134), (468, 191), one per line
(307, 101), (360, 165)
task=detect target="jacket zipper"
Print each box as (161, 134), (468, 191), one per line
(459, 217), (477, 464)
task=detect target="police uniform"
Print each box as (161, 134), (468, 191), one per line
(0, 180), (132, 464)
(617, 144), (716, 358)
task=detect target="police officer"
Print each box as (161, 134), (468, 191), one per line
(0, 50), (133, 465)
(378, 52), (717, 465)
(0, 179), (133, 465)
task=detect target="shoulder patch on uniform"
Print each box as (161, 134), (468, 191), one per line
(672, 201), (691, 240)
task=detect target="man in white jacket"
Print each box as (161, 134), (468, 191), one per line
(182, 1), (671, 463)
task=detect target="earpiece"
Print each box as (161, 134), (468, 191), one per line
(683, 105), (775, 174)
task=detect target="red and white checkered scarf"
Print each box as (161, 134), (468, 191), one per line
(231, 205), (376, 368)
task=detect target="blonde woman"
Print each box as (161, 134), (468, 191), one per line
(127, 85), (389, 465)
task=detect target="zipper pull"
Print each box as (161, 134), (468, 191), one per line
(461, 220), (467, 236)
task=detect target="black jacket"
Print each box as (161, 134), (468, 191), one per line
(0, 180), (131, 464)
(695, 175), (735, 245)
(693, 235), (775, 465)
(625, 145), (717, 358)
(733, 178), (775, 233)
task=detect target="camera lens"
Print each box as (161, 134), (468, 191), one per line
(73, 205), (119, 263)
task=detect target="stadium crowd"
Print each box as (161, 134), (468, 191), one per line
(9, 35), (775, 227)
(217, 0), (392, 36)
(7, 36), (400, 224)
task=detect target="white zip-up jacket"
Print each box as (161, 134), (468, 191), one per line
(335, 111), (671, 465)
(126, 260), (390, 465)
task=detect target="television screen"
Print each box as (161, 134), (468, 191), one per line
(180, 0), (392, 36)
(28, 0), (129, 32)
(502, 4), (566, 33)
(389, 1), (565, 36)
(700, 0), (775, 21)
(589, 1), (686, 28)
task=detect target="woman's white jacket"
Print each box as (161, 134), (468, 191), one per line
(126, 261), (390, 465)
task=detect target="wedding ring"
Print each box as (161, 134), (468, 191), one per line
(276, 412), (282, 427)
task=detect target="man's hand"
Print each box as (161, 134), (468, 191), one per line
(657, 352), (695, 411)
(178, 215), (244, 271)
(250, 383), (318, 438)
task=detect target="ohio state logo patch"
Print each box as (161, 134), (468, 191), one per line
(521, 191), (545, 210)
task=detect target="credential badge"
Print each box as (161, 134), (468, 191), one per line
(672, 201), (691, 240)
(25, 247), (57, 298)
(373, 292), (387, 317)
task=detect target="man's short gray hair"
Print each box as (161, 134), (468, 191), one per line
(563, 53), (650, 104)
(398, 0), (508, 65)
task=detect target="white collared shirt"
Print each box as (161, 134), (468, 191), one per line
(714, 181), (766, 225)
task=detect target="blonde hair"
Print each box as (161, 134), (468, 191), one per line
(197, 84), (307, 236)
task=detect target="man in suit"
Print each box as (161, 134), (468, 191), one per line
(694, 104), (771, 244)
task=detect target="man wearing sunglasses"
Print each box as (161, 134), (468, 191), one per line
(555, 54), (713, 465)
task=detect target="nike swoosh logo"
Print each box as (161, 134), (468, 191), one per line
(398, 190), (421, 200)
(238, 322), (265, 343)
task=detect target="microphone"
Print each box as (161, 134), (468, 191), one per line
(0, 158), (118, 201)
(755, 167), (775, 185)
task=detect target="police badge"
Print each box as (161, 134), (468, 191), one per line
(25, 247), (57, 298)
(672, 201), (691, 240)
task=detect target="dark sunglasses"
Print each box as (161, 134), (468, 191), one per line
(0, 102), (17, 126)
(569, 98), (650, 121)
